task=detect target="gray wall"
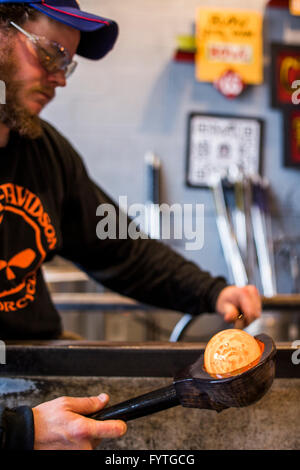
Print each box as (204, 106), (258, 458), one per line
(42, 1), (300, 292)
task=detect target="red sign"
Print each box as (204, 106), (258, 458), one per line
(271, 43), (300, 108)
(267, 0), (289, 7)
(214, 70), (245, 99)
(284, 109), (300, 166)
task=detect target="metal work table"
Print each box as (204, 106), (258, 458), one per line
(1, 341), (299, 378)
(50, 292), (300, 342)
(50, 292), (300, 312)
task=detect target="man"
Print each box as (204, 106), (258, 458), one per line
(0, 1), (261, 450)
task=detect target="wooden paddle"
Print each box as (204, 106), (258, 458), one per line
(90, 334), (276, 422)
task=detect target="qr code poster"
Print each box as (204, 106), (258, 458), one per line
(186, 113), (263, 187)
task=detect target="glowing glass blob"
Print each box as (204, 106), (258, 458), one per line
(204, 329), (262, 378)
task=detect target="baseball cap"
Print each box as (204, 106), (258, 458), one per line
(0, 0), (119, 59)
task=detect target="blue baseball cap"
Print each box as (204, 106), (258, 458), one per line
(0, 0), (119, 59)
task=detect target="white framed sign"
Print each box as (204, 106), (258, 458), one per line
(186, 113), (263, 187)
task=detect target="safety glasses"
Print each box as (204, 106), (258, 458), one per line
(10, 21), (77, 79)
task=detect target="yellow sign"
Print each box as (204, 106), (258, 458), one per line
(195, 8), (263, 85)
(290, 0), (300, 15)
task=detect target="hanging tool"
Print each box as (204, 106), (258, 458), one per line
(211, 174), (248, 287)
(144, 151), (161, 240)
(250, 176), (277, 297)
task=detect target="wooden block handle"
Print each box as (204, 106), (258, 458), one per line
(89, 384), (180, 422)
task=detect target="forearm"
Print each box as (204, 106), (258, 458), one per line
(60, 174), (228, 315)
(86, 236), (228, 315)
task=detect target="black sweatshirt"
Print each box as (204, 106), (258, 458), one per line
(0, 119), (227, 449)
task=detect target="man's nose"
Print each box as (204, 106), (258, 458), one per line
(46, 70), (67, 88)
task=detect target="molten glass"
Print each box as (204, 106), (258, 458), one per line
(204, 329), (262, 378)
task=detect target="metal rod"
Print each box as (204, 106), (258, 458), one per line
(144, 152), (161, 240)
(251, 177), (277, 297)
(211, 176), (248, 286)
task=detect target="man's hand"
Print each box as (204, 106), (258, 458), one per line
(32, 393), (127, 450)
(215, 285), (261, 328)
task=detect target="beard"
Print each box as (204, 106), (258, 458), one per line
(0, 46), (43, 139)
